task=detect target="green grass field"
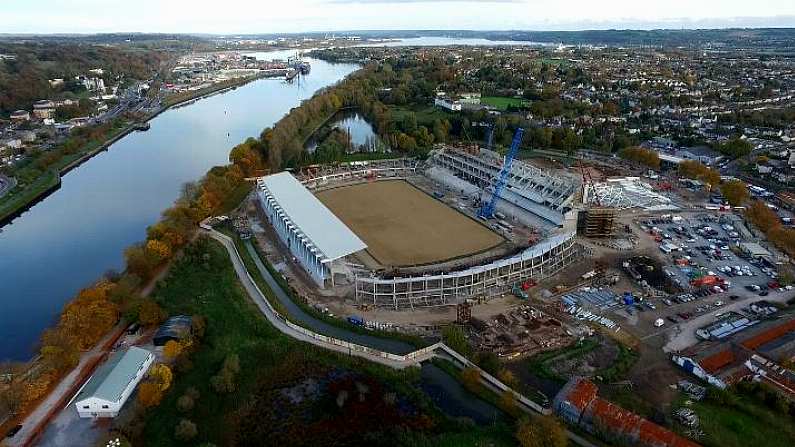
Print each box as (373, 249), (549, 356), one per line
(137, 237), (514, 446)
(481, 96), (529, 111)
(684, 396), (795, 447)
(388, 104), (453, 126)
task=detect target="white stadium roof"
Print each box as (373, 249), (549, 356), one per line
(258, 172), (367, 262)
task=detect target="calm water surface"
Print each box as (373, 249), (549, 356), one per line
(0, 52), (358, 361)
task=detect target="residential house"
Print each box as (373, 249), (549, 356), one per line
(10, 110), (30, 122)
(32, 100), (55, 119)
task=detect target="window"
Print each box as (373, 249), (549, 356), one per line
(82, 405), (89, 409)
(101, 405), (109, 409)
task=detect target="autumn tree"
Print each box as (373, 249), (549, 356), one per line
(137, 382), (163, 408)
(499, 390), (518, 416)
(148, 363), (173, 391)
(211, 354), (240, 394)
(461, 367), (481, 393)
(745, 200), (780, 233)
(619, 146), (661, 170)
(137, 299), (166, 326)
(678, 160), (720, 190)
(163, 340), (183, 359)
(516, 415), (568, 447)
(145, 239), (172, 265)
(40, 328), (80, 372)
(497, 369), (519, 388)
(124, 244), (155, 280)
(720, 179), (749, 206)
(57, 281), (119, 350)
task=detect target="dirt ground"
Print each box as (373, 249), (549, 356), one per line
(317, 180), (504, 267)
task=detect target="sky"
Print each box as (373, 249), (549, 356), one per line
(2, 0), (795, 34)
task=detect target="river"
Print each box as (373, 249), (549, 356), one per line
(0, 50), (358, 361)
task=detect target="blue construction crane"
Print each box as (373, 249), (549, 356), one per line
(479, 128), (524, 219)
(485, 124), (495, 150)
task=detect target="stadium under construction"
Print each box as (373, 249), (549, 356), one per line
(254, 148), (584, 309)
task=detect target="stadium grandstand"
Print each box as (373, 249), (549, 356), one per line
(256, 172), (367, 287)
(428, 147), (579, 227)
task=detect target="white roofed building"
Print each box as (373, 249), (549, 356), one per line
(256, 172), (367, 287)
(74, 346), (154, 418)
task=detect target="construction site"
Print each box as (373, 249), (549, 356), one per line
(239, 124), (795, 447)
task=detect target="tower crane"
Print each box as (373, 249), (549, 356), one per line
(479, 128), (524, 219)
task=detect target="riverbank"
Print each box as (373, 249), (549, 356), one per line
(0, 74), (268, 228)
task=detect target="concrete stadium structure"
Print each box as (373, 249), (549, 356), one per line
(354, 232), (578, 309)
(430, 147), (580, 226)
(256, 172), (367, 287)
(256, 158), (581, 309)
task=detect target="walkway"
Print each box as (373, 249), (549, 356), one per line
(207, 229), (436, 369)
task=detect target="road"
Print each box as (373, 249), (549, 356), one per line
(662, 288), (794, 352)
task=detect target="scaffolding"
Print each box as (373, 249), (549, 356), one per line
(585, 177), (676, 210)
(577, 207), (618, 238)
(354, 232), (579, 309)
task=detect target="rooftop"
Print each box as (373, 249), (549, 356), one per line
(258, 172), (367, 262)
(77, 346), (151, 403)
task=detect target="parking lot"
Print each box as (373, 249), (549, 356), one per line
(639, 214), (781, 294)
(592, 213), (794, 338)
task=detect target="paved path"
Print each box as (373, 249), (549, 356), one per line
(207, 229), (435, 369)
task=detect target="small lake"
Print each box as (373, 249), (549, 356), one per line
(305, 110), (384, 153)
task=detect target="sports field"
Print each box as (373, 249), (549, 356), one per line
(317, 180), (504, 267)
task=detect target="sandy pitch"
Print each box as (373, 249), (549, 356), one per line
(316, 180), (503, 267)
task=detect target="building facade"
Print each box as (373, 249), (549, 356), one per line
(256, 172), (367, 288)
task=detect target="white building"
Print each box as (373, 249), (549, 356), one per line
(74, 346), (154, 418)
(434, 97), (463, 111)
(256, 172), (367, 288)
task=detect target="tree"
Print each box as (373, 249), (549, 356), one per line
(678, 160), (720, 189)
(461, 367), (481, 393)
(745, 200), (780, 233)
(163, 340), (183, 359)
(720, 180), (749, 206)
(137, 382), (163, 408)
(516, 415), (568, 447)
(475, 351), (500, 375)
(138, 299), (166, 326)
(441, 325), (471, 357)
(499, 390), (518, 415)
(716, 137), (752, 159)
(148, 363), (173, 391)
(174, 418), (198, 441)
(176, 394), (194, 413)
(145, 239), (172, 265)
(497, 369), (519, 388)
